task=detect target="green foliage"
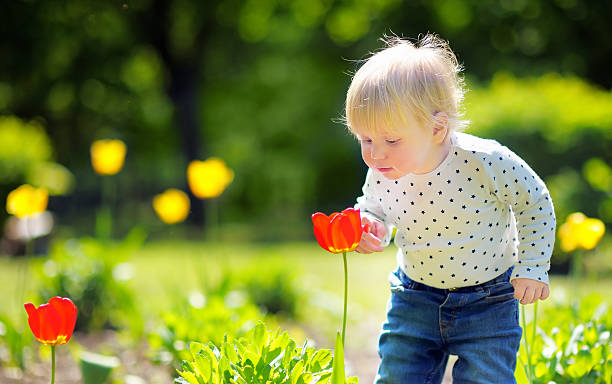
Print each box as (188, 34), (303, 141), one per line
(175, 322), (358, 384)
(517, 294), (612, 383)
(0, 115), (74, 196)
(148, 292), (267, 371)
(330, 333), (345, 384)
(234, 262), (302, 318)
(0, 116), (52, 184)
(0, 314), (32, 370)
(467, 73), (612, 154)
(34, 228), (146, 332)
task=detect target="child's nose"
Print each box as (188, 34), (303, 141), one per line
(371, 145), (386, 159)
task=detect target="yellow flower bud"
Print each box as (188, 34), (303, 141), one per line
(558, 212), (606, 252)
(153, 189), (190, 224)
(6, 185), (49, 218)
(579, 218), (605, 250)
(558, 222), (579, 252)
(187, 158), (234, 199)
(90, 139), (127, 175)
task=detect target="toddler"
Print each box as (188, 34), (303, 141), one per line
(345, 35), (555, 383)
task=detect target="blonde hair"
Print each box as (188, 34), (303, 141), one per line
(345, 34), (468, 137)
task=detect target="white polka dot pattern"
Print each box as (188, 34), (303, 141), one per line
(356, 132), (555, 289)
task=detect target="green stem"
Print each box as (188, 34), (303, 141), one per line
(205, 198), (219, 240)
(97, 176), (114, 242)
(531, 301), (538, 355)
(51, 345), (55, 384)
(16, 218), (32, 312)
(521, 305), (533, 383)
(341, 252), (348, 347)
(22, 216), (34, 259)
(571, 250), (583, 301)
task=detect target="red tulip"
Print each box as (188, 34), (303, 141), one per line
(312, 208), (365, 253)
(24, 297), (77, 346)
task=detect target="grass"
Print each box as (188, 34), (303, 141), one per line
(3, 240), (610, 384)
(2, 240), (611, 345)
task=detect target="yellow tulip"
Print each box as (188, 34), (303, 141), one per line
(187, 158), (234, 199)
(6, 185), (49, 218)
(90, 139), (127, 175)
(153, 189), (190, 224)
(579, 218), (605, 250)
(558, 212), (606, 252)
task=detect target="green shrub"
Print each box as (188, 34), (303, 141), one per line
(0, 314), (32, 371)
(518, 294), (611, 383)
(467, 73), (612, 155)
(34, 228), (146, 332)
(0, 115), (74, 196)
(231, 261), (302, 318)
(0, 116), (52, 184)
(175, 322), (357, 384)
(149, 292), (269, 372)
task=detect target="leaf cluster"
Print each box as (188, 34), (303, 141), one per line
(34, 228), (146, 332)
(175, 322), (357, 384)
(517, 294), (612, 383)
(149, 294), (265, 371)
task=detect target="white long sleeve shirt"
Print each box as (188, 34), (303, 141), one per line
(356, 132), (556, 289)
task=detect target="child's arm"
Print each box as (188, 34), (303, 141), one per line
(487, 146), (556, 296)
(355, 168), (393, 253)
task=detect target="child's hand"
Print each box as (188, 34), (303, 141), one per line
(510, 278), (550, 305)
(356, 217), (387, 254)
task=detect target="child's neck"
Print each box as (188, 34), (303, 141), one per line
(414, 133), (452, 175)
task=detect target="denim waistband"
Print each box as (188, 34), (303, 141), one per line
(396, 266), (514, 294)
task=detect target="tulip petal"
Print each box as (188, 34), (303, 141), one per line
(329, 214), (355, 253)
(312, 213), (332, 252)
(342, 208), (363, 238)
(49, 297), (77, 343)
(24, 302), (41, 340)
(37, 303), (62, 344)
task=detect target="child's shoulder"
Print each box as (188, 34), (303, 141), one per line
(453, 132), (510, 159)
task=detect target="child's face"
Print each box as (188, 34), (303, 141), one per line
(358, 119), (442, 179)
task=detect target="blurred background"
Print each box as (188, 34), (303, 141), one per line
(1, 1), (611, 382)
(1, 0), (611, 270)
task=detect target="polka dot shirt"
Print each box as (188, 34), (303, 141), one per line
(355, 132), (556, 289)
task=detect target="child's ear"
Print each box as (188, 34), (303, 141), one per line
(432, 112), (449, 144)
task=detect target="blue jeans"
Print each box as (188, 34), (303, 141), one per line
(375, 267), (521, 384)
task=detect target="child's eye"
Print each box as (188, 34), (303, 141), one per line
(385, 139), (400, 144)
(361, 138), (373, 144)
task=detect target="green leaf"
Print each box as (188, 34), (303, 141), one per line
(282, 340), (297, 368)
(218, 355), (230, 374)
(310, 349), (332, 371)
(514, 361), (529, 384)
(265, 346), (282, 365)
(331, 333), (345, 384)
(178, 371), (200, 384)
(290, 360), (305, 384)
(223, 341), (240, 364)
(194, 353), (212, 383)
(270, 331), (290, 353)
(190, 342), (206, 357)
(253, 322), (266, 352)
